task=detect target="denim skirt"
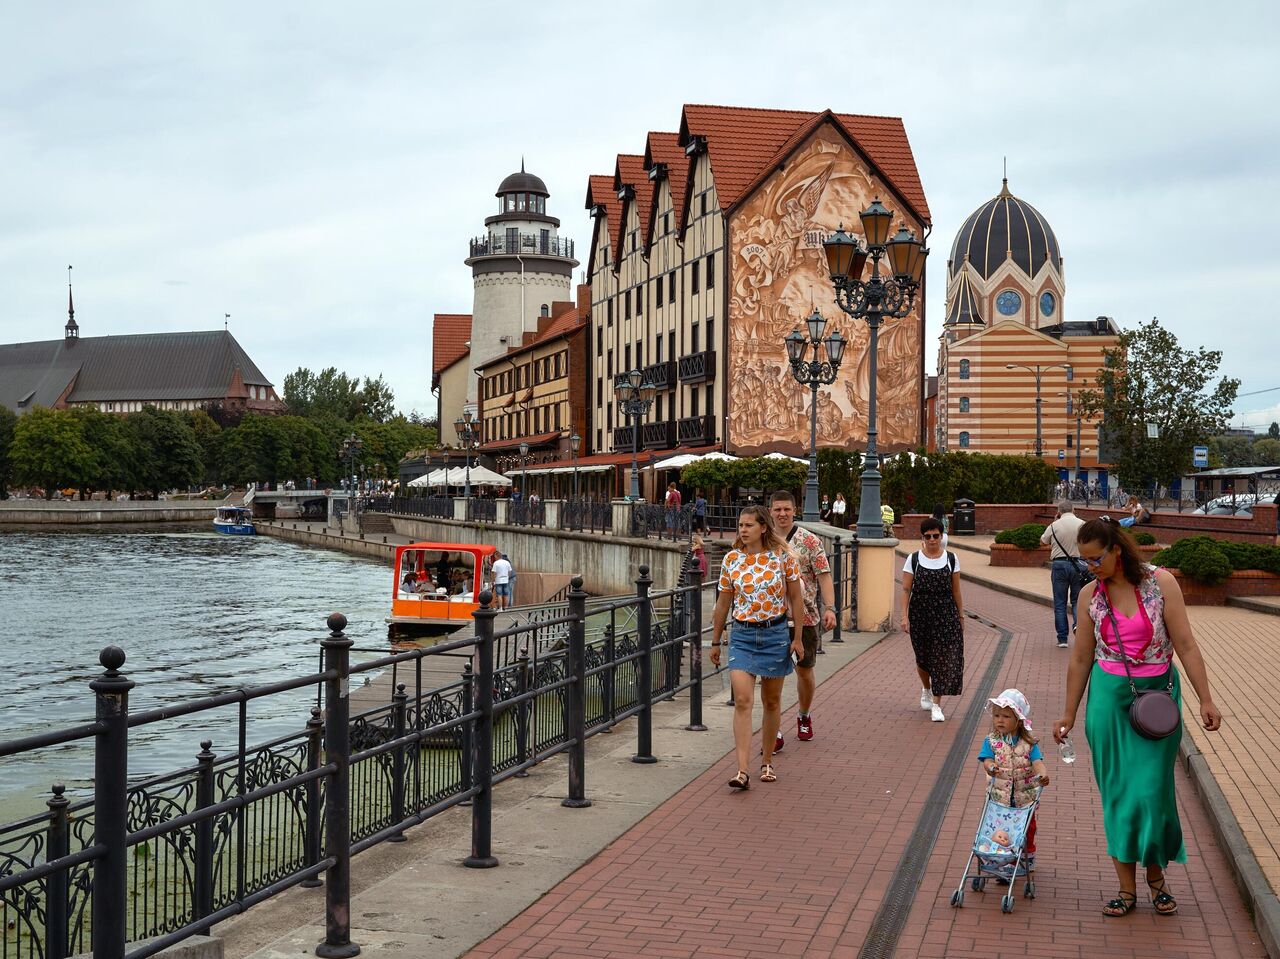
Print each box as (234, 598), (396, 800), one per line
(728, 620), (794, 678)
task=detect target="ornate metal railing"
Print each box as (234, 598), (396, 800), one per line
(611, 425), (636, 451)
(380, 495), (455, 520)
(559, 498), (612, 534)
(641, 360), (676, 391)
(629, 502), (695, 541)
(465, 498), (497, 523)
(509, 500), (546, 528)
(468, 234), (574, 259)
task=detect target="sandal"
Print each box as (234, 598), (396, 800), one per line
(1148, 876), (1178, 915)
(760, 763), (777, 783)
(1102, 891), (1137, 917)
(728, 771), (750, 790)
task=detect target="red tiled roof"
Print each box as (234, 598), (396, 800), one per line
(474, 304), (585, 371)
(643, 132), (689, 247)
(431, 314), (471, 383)
(585, 175), (622, 274)
(678, 104), (930, 226)
(613, 154), (653, 264)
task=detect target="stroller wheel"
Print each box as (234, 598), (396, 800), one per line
(1024, 880), (1036, 899)
(1001, 894), (1015, 913)
(971, 876), (985, 892)
(950, 890), (964, 908)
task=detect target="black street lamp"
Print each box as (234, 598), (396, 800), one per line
(518, 441), (530, 505)
(340, 433), (363, 528)
(570, 433), (582, 498)
(785, 309), (847, 521)
(824, 201), (928, 540)
(1005, 362), (1073, 458)
(452, 411), (480, 500)
(1063, 390), (1083, 471)
(614, 370), (657, 501)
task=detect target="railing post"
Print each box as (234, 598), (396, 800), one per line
(464, 591), (499, 868)
(686, 567), (707, 731)
(194, 740), (216, 920)
(459, 663), (474, 805)
(830, 537), (845, 643)
(316, 613), (360, 958)
(300, 708), (324, 887)
(562, 576), (592, 807)
(514, 645), (531, 778)
(45, 784), (70, 959)
(388, 683), (408, 842)
(632, 565), (657, 764)
(602, 623), (616, 728)
(90, 646), (133, 959)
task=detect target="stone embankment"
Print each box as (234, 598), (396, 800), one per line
(0, 500), (221, 525)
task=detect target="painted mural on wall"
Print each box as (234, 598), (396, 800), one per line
(727, 127), (923, 454)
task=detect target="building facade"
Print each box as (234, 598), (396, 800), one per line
(432, 313), (471, 447)
(586, 105), (931, 461)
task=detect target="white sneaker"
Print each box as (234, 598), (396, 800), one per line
(920, 688), (933, 710)
(931, 704), (946, 722)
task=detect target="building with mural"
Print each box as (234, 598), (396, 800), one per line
(585, 104), (930, 464)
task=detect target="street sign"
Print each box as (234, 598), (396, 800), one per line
(1147, 423), (1159, 439)
(1058, 449), (1065, 461)
(1193, 445), (1209, 468)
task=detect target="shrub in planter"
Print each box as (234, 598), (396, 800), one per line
(1154, 536), (1280, 576)
(1153, 536), (1233, 585)
(1132, 530), (1157, 546)
(994, 523), (1047, 550)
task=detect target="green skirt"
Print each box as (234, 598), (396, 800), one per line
(1085, 663), (1187, 867)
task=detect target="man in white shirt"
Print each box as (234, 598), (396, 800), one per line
(1040, 501), (1086, 648)
(491, 553), (513, 610)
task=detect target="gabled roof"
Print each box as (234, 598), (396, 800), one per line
(642, 132), (688, 247)
(677, 104), (930, 226)
(475, 300), (586, 371)
(431, 314), (471, 386)
(585, 175), (622, 274)
(613, 154), (652, 264)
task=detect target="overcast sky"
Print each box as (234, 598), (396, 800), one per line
(3, 2), (1277, 430)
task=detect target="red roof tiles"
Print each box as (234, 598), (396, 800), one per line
(585, 175), (622, 273)
(431, 314), (471, 384)
(613, 154), (652, 263)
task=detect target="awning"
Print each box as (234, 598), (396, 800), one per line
(478, 431), (562, 453)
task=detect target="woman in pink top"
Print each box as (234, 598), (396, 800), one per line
(1054, 518), (1222, 918)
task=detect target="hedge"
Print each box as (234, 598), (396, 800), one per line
(1152, 536), (1280, 581)
(994, 523), (1047, 550)
(1132, 530), (1157, 546)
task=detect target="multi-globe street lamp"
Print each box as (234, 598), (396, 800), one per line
(452, 410), (480, 500)
(570, 433), (582, 498)
(823, 198), (928, 540)
(614, 370), (657, 501)
(1004, 362), (1073, 459)
(785, 309), (847, 522)
(340, 433), (363, 530)
(518, 441), (530, 506)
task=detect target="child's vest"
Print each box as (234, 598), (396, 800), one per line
(988, 736), (1038, 807)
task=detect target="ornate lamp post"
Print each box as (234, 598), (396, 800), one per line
(785, 309), (847, 521)
(452, 411), (480, 500)
(614, 370), (657, 501)
(824, 200), (928, 540)
(340, 433), (363, 528)
(570, 433), (582, 498)
(1005, 362), (1073, 458)
(518, 441), (530, 505)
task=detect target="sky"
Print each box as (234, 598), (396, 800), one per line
(2, 2), (1278, 431)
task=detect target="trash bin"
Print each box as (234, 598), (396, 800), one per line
(952, 498), (976, 536)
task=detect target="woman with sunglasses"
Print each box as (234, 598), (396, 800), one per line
(901, 517), (964, 722)
(1054, 517), (1222, 918)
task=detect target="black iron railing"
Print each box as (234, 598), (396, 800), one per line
(630, 502), (695, 541)
(509, 500), (546, 528)
(466, 498), (497, 523)
(677, 414), (715, 446)
(379, 495), (455, 520)
(560, 498), (612, 534)
(642, 360), (676, 391)
(1048, 481), (1279, 516)
(468, 234), (574, 259)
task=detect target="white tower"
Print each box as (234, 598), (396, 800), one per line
(464, 164), (578, 406)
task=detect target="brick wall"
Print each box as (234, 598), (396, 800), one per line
(1075, 503), (1277, 546)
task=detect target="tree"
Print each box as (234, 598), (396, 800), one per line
(0, 407), (16, 498)
(9, 407), (95, 497)
(1251, 438), (1280, 466)
(1270, 421), (1280, 440)
(1077, 320), (1239, 489)
(283, 366), (397, 422)
(183, 409), (223, 485)
(125, 407), (203, 495)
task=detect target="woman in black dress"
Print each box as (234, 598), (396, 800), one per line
(900, 517), (965, 722)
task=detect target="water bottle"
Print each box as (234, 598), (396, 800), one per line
(1059, 729), (1076, 765)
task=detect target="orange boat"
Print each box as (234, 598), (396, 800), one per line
(387, 541), (497, 637)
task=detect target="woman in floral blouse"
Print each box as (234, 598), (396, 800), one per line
(711, 506), (804, 789)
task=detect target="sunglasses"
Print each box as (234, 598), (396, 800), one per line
(922, 532), (942, 540)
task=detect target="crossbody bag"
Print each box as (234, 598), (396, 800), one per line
(1051, 526), (1093, 585)
(1101, 596), (1179, 740)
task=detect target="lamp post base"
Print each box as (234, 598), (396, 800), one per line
(854, 464), (884, 541)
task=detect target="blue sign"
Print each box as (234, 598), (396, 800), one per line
(1193, 445), (1209, 468)
(1058, 449), (1065, 462)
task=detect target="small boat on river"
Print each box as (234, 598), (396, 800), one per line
(213, 506), (256, 535)
(388, 541), (497, 637)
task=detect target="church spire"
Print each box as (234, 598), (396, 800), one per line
(65, 265), (79, 341)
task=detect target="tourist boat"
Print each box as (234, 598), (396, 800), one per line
(213, 506), (256, 535)
(388, 541), (498, 637)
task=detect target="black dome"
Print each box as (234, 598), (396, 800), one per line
(497, 168), (548, 198)
(949, 180), (1061, 280)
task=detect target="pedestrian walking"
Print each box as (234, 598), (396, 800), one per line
(832, 493), (847, 528)
(819, 494), (832, 523)
(709, 506), (805, 789)
(664, 482), (683, 535)
(1041, 500), (1086, 648)
(979, 689), (1050, 873)
(491, 553), (513, 610)
(693, 490), (708, 534)
(1054, 517), (1222, 918)
(931, 503), (950, 548)
(769, 491), (836, 750)
(900, 517), (964, 722)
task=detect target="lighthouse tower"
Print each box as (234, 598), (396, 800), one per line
(464, 164), (578, 405)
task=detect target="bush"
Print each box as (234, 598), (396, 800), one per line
(994, 523), (1047, 549)
(1153, 536), (1280, 576)
(1132, 530), (1157, 546)
(1173, 539), (1233, 585)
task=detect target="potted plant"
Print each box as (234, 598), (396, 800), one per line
(1131, 529), (1162, 556)
(991, 523), (1050, 567)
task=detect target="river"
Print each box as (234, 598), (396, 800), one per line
(0, 528), (391, 811)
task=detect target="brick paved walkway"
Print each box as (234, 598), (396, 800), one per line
(464, 580), (1268, 959)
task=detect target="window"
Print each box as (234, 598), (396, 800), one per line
(607, 350), (613, 378)
(554, 403), (561, 429)
(635, 285), (643, 313)
(596, 378), (603, 407)
(706, 252), (715, 288)
(663, 212), (670, 234)
(705, 318), (714, 351)
(705, 384), (714, 418)
(668, 330), (675, 361)
(540, 303), (549, 317)
(959, 359), (970, 380)
(700, 193), (708, 216)
(656, 395), (664, 420)
(959, 431), (971, 448)
(655, 335), (663, 362)
(635, 339), (642, 368)
(540, 229), (550, 253)
(596, 428), (602, 450)
(596, 333), (602, 356)
(624, 344), (631, 372)
(607, 298), (614, 326)
(691, 324), (700, 353)
(959, 396), (969, 413)
(690, 389), (699, 416)
(692, 261), (700, 294)
(655, 275), (663, 304)
(668, 272), (676, 304)
(1066, 435), (1074, 448)
(625, 291), (632, 319)
(607, 405), (612, 431)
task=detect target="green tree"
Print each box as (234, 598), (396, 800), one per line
(219, 414), (334, 486)
(1077, 320), (1239, 489)
(1269, 421), (1279, 440)
(183, 409), (223, 485)
(283, 367), (397, 423)
(125, 407), (203, 495)
(1251, 438), (1280, 466)
(9, 407), (95, 497)
(0, 407), (16, 498)
(75, 407), (139, 497)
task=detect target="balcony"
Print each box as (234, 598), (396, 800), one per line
(612, 425), (636, 450)
(677, 415), (715, 446)
(641, 421), (676, 450)
(642, 360), (676, 391)
(469, 233), (575, 259)
(677, 350), (716, 384)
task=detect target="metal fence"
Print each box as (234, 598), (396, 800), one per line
(509, 500), (545, 528)
(374, 495), (454, 520)
(559, 498), (611, 534)
(0, 574), (724, 959)
(465, 498), (497, 523)
(1049, 481), (1280, 516)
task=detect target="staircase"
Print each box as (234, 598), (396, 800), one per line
(361, 512), (396, 535)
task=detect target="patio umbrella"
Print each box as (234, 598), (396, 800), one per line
(762, 452), (807, 464)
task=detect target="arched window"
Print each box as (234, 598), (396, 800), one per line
(959, 359), (971, 380)
(540, 304), (549, 317)
(959, 431), (971, 448)
(959, 396), (970, 413)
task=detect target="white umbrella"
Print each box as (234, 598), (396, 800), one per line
(407, 469), (446, 488)
(457, 465), (512, 487)
(648, 451), (737, 470)
(762, 452), (807, 464)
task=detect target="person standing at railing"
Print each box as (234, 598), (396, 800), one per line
(832, 493), (847, 528)
(709, 506), (805, 789)
(694, 490), (708, 533)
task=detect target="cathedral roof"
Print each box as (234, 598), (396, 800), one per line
(948, 179), (1060, 280)
(945, 264), (984, 327)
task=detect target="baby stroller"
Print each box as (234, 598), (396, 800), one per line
(950, 783), (1043, 913)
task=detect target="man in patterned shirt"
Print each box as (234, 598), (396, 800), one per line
(769, 491), (837, 748)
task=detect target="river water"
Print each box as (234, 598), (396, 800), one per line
(0, 528), (391, 810)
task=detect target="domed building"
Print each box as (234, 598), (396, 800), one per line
(936, 177), (1119, 485)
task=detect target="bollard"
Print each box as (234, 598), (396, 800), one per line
(388, 684), (408, 842)
(194, 741), (216, 919)
(463, 592), (499, 867)
(632, 565), (657, 764)
(514, 645), (531, 777)
(45, 784), (70, 959)
(90, 646), (134, 959)
(830, 537), (845, 643)
(300, 708), (324, 887)
(562, 576), (592, 807)
(316, 614), (360, 958)
(686, 567), (707, 731)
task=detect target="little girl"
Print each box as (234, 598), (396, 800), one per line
(977, 688), (1049, 864)
(691, 534), (709, 579)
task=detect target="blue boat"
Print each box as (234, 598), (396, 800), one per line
(213, 506), (256, 535)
